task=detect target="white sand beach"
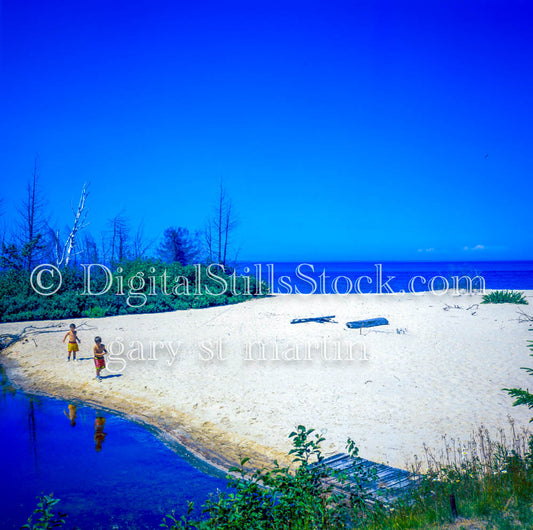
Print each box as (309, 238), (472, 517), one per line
(1, 292), (532, 473)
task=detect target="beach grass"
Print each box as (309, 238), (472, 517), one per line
(358, 423), (533, 529)
(481, 290), (528, 305)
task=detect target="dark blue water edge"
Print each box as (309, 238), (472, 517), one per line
(0, 365), (228, 530)
(237, 261), (533, 294)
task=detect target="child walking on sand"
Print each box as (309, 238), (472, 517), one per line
(63, 323), (81, 361)
(93, 336), (107, 381)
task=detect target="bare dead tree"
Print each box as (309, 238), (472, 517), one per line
(116, 217), (129, 262)
(217, 186), (224, 264)
(108, 214), (130, 263)
(204, 219), (214, 263)
(80, 232), (99, 263)
(205, 183), (238, 266)
(16, 158), (48, 272)
(222, 195), (237, 265)
(132, 221), (154, 260)
(55, 184), (89, 267)
(0, 196), (5, 247)
(100, 232), (109, 264)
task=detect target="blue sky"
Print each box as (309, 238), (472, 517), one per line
(1, 0), (532, 261)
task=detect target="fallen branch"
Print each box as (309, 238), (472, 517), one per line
(0, 334), (21, 350)
(0, 321), (95, 351)
(443, 304), (463, 311)
(517, 309), (533, 323)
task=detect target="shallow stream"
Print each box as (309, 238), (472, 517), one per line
(0, 367), (228, 529)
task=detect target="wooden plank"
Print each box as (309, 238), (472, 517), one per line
(331, 459), (360, 471)
(321, 454), (348, 466)
(314, 453), (421, 506)
(383, 477), (414, 490)
(378, 469), (405, 481)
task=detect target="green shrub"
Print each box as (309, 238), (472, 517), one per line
(82, 305), (111, 318)
(161, 426), (378, 530)
(22, 494), (66, 530)
(0, 259), (268, 322)
(504, 328), (533, 421)
(481, 290), (528, 305)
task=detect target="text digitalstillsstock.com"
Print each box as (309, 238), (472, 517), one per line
(102, 338), (370, 373)
(30, 262), (486, 305)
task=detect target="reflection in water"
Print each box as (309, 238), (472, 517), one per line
(0, 367), (228, 529)
(28, 397), (38, 473)
(94, 416), (107, 452)
(0, 364), (16, 398)
(63, 404), (77, 427)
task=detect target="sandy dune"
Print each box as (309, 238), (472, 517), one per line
(1, 291), (532, 472)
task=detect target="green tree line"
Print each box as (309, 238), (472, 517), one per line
(0, 161), (264, 322)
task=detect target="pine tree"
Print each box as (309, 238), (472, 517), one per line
(158, 227), (199, 265)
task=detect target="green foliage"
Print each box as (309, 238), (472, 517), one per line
(24, 425), (533, 529)
(342, 437), (380, 511)
(159, 426), (378, 530)
(481, 290), (528, 305)
(81, 304), (112, 318)
(504, 328), (533, 421)
(354, 419), (533, 530)
(288, 425), (325, 465)
(1, 235), (45, 272)
(21, 494), (66, 530)
(0, 259), (269, 322)
(155, 425), (533, 529)
(161, 501), (197, 529)
(368, 453), (533, 529)
(158, 227), (200, 265)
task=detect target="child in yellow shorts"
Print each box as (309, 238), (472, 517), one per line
(62, 323), (81, 361)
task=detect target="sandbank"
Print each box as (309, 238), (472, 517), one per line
(1, 291), (532, 473)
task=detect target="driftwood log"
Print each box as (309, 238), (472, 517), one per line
(290, 315), (336, 324)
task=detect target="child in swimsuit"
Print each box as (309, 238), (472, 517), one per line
(93, 336), (107, 381)
(63, 323), (81, 361)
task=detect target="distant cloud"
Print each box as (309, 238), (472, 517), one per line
(463, 244), (485, 251)
(417, 248), (435, 252)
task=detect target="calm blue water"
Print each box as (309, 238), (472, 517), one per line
(0, 369), (228, 529)
(238, 261), (533, 294)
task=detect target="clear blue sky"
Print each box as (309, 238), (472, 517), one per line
(1, 0), (532, 261)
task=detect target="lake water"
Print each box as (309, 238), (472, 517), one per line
(0, 367), (228, 529)
(238, 260), (533, 294)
